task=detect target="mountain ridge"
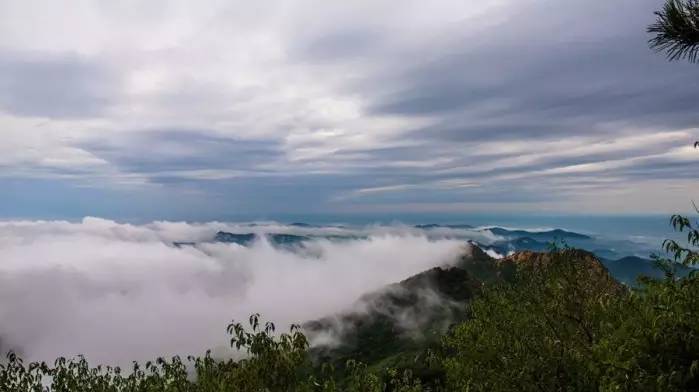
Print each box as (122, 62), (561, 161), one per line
(304, 245), (618, 377)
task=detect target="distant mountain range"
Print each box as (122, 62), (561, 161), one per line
(204, 226), (679, 285)
(483, 227), (591, 241)
(414, 224), (474, 229)
(214, 231), (312, 246)
(170, 225), (691, 379)
(601, 256), (690, 283)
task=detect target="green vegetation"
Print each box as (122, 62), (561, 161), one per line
(443, 249), (622, 391)
(649, 0), (699, 63)
(443, 249), (699, 391)
(4, 3), (699, 391)
(3, 231), (698, 391)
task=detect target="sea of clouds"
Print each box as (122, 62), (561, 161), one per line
(0, 217), (490, 366)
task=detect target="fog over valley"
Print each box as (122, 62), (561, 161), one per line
(1, 0), (698, 389)
(0, 218), (469, 365)
(0, 217), (670, 366)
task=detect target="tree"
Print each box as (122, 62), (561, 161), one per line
(597, 273), (699, 391)
(442, 250), (624, 391)
(0, 313), (429, 391)
(648, 0), (699, 63)
(442, 249), (699, 391)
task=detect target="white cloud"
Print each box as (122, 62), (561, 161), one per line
(0, 218), (468, 365)
(0, 0), (696, 215)
(0, 0), (505, 174)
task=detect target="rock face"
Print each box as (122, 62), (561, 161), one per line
(304, 246), (622, 371)
(500, 249), (607, 272)
(499, 249), (625, 296)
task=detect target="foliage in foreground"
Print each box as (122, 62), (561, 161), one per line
(3, 216), (699, 391)
(0, 313), (428, 392)
(443, 249), (699, 391)
(649, 0), (699, 63)
(441, 209), (699, 391)
(3, 252), (698, 391)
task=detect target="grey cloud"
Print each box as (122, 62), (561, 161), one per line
(1, 0), (696, 216)
(294, 0), (699, 208)
(0, 50), (117, 118)
(370, 37), (699, 135)
(294, 28), (384, 61)
(347, 0), (699, 141)
(81, 130), (282, 179)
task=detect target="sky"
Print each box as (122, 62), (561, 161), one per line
(1, 0), (698, 220)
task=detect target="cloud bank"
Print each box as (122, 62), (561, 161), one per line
(0, 218), (466, 365)
(0, 0), (697, 217)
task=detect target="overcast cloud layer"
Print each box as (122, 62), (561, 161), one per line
(0, 218), (466, 364)
(0, 0), (698, 217)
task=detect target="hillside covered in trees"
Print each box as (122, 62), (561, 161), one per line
(2, 0), (699, 390)
(2, 237), (698, 391)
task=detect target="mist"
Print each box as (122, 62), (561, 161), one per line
(0, 217), (469, 366)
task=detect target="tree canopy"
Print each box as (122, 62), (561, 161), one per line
(649, 0), (699, 62)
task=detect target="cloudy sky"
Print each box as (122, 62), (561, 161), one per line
(1, 0), (697, 220)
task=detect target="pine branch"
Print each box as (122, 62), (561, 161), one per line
(648, 0), (699, 63)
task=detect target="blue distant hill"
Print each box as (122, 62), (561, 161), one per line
(601, 256), (691, 285)
(201, 226), (678, 286)
(415, 224), (474, 229)
(485, 227), (591, 241)
(213, 231), (311, 247)
(214, 232), (256, 246)
(289, 222), (314, 227)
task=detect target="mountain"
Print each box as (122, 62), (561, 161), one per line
(601, 256), (692, 285)
(485, 227), (591, 241)
(304, 245), (494, 372)
(213, 231), (311, 247)
(415, 224), (474, 229)
(305, 265), (479, 375)
(211, 230), (665, 286)
(485, 236), (551, 255)
(214, 231), (256, 246)
(172, 241), (197, 248)
(500, 249), (616, 279)
(269, 233), (310, 246)
(289, 222), (314, 227)
(304, 246), (614, 379)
